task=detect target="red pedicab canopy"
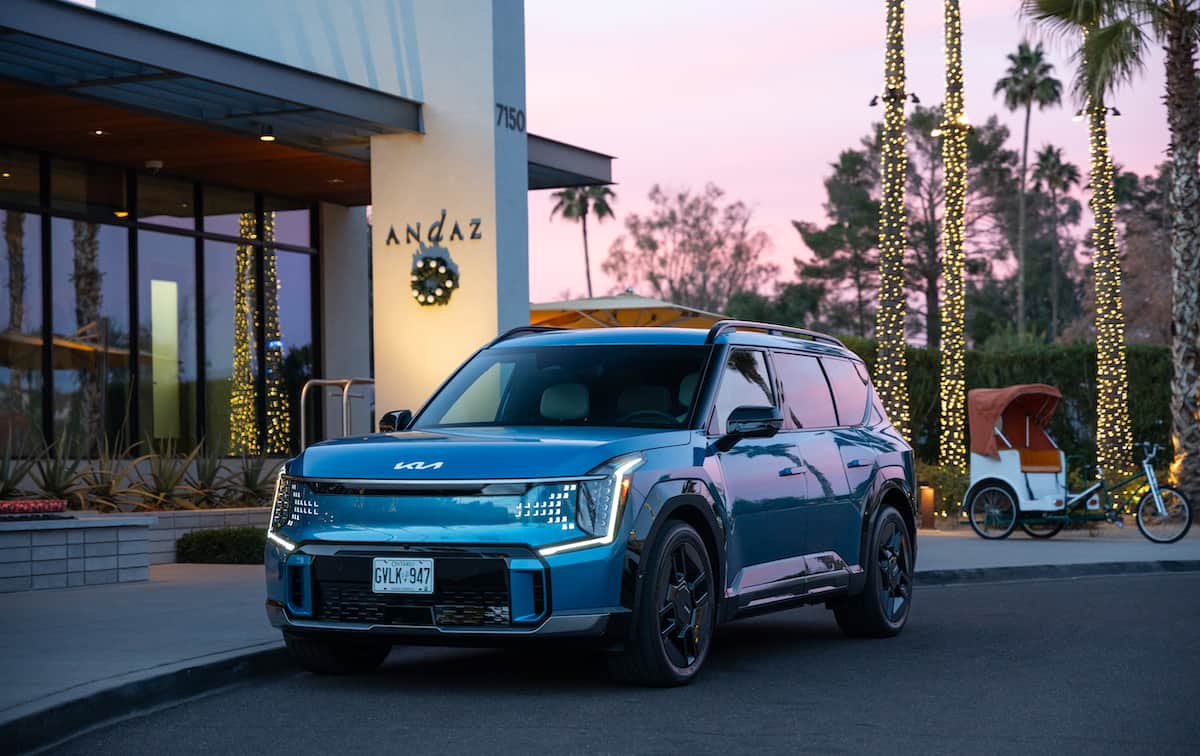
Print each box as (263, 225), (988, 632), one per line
(967, 384), (1062, 459)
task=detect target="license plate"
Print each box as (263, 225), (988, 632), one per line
(371, 557), (434, 594)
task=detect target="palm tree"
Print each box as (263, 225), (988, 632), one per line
(549, 186), (616, 298)
(994, 41), (1063, 338)
(873, 0), (911, 442)
(1024, 1), (1135, 477)
(1032, 145), (1081, 342)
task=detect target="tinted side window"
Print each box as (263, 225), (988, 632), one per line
(822, 357), (869, 426)
(774, 352), (837, 429)
(712, 349), (774, 434)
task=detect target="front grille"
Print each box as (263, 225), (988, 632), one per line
(310, 555), (511, 627)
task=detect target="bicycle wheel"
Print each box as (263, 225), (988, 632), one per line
(1136, 486), (1192, 544)
(968, 486), (1017, 539)
(1020, 519), (1065, 539)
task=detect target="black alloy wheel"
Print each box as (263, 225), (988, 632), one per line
(608, 521), (715, 686)
(834, 506), (913, 638)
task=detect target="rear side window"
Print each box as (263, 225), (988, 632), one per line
(711, 349), (774, 434)
(773, 352), (837, 429)
(822, 357), (869, 426)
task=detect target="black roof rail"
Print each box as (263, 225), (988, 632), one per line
(486, 325), (565, 347)
(705, 319), (846, 349)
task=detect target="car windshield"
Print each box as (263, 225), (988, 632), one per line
(414, 344), (711, 429)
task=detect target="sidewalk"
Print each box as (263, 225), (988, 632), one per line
(1, 525), (1197, 746)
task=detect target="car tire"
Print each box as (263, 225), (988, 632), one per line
(834, 506), (913, 639)
(607, 521), (716, 687)
(283, 633), (392, 675)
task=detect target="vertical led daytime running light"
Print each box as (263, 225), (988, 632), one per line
(874, 0), (912, 443)
(938, 0), (968, 471)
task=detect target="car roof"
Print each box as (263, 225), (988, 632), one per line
(493, 327), (859, 360)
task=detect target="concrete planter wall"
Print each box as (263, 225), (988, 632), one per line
(0, 516), (157, 593)
(146, 508), (269, 564)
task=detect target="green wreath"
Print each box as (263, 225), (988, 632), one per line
(411, 253), (459, 306)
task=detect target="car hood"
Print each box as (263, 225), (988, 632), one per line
(291, 426), (692, 480)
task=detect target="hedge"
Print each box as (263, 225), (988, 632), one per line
(841, 338), (1171, 467)
(175, 527), (267, 564)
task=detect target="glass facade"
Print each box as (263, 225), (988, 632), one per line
(0, 148), (319, 456)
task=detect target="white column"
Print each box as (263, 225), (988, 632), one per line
(369, 0), (528, 416)
(318, 202), (372, 437)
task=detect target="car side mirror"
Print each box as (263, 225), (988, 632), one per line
(378, 409), (412, 433)
(717, 405), (782, 451)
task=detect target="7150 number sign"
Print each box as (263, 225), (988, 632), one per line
(495, 103), (525, 132)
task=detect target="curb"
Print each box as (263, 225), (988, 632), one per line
(916, 559), (1200, 586)
(1, 645), (288, 755)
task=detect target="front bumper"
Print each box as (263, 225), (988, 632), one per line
(265, 538), (629, 643)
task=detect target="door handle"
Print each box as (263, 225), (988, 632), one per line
(846, 459), (870, 469)
(779, 466), (808, 477)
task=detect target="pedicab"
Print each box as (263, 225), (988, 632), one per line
(963, 384), (1192, 543)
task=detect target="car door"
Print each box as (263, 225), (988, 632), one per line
(709, 348), (807, 575)
(772, 351), (852, 563)
(818, 356), (876, 566)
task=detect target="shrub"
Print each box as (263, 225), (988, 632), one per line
(916, 462), (970, 516)
(175, 527), (267, 564)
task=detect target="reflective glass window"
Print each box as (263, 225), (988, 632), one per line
(203, 186), (255, 238)
(0, 211), (44, 450)
(138, 230), (197, 449)
(774, 352), (837, 429)
(0, 149), (41, 208)
(264, 196), (311, 247)
(822, 357), (870, 426)
(268, 249), (312, 453)
(712, 349), (774, 435)
(51, 160), (128, 221)
(138, 175), (195, 230)
(50, 218), (129, 450)
(204, 240), (257, 455)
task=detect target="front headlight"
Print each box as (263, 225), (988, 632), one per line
(267, 472), (296, 551)
(540, 454), (643, 556)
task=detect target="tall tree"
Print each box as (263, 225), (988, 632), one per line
(793, 149), (880, 338)
(549, 185), (616, 298)
(602, 183), (778, 312)
(1032, 145), (1082, 341)
(994, 40), (1063, 338)
(1024, 2), (1135, 476)
(874, 0), (912, 441)
(939, 0), (970, 469)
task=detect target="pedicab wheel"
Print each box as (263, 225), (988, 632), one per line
(1019, 519), (1065, 539)
(967, 486), (1017, 539)
(1135, 486), (1192, 544)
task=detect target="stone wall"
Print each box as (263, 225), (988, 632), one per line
(148, 508), (270, 564)
(0, 517), (157, 592)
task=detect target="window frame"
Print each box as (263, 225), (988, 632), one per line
(705, 346), (778, 436)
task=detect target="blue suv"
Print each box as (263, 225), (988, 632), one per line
(265, 321), (916, 685)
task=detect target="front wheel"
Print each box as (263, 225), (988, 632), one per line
(968, 486), (1017, 539)
(607, 521), (715, 687)
(1135, 486), (1192, 544)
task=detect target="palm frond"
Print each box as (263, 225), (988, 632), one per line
(1083, 17), (1150, 100)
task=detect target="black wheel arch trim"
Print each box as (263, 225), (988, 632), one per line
(619, 478), (728, 635)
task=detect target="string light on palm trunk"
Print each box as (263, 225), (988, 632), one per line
(1082, 28), (1133, 478)
(938, 0), (968, 470)
(874, 0), (911, 442)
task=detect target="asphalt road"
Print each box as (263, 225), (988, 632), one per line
(47, 573), (1200, 756)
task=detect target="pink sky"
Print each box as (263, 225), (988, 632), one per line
(524, 0), (1169, 303)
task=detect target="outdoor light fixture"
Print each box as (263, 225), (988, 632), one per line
(869, 95), (880, 107)
(92, 129), (105, 136)
(1110, 106), (1121, 117)
(909, 92), (920, 104)
(0, 172), (9, 179)
(113, 210), (129, 218)
(325, 178), (345, 184)
(259, 125), (276, 142)
(1073, 109), (1085, 122)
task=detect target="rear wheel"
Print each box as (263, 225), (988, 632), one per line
(834, 507), (912, 638)
(1019, 518), (1065, 539)
(968, 485), (1017, 539)
(1136, 486), (1192, 544)
(608, 521), (715, 687)
(283, 633), (391, 675)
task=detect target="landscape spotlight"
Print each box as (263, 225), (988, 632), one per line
(869, 95), (880, 107)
